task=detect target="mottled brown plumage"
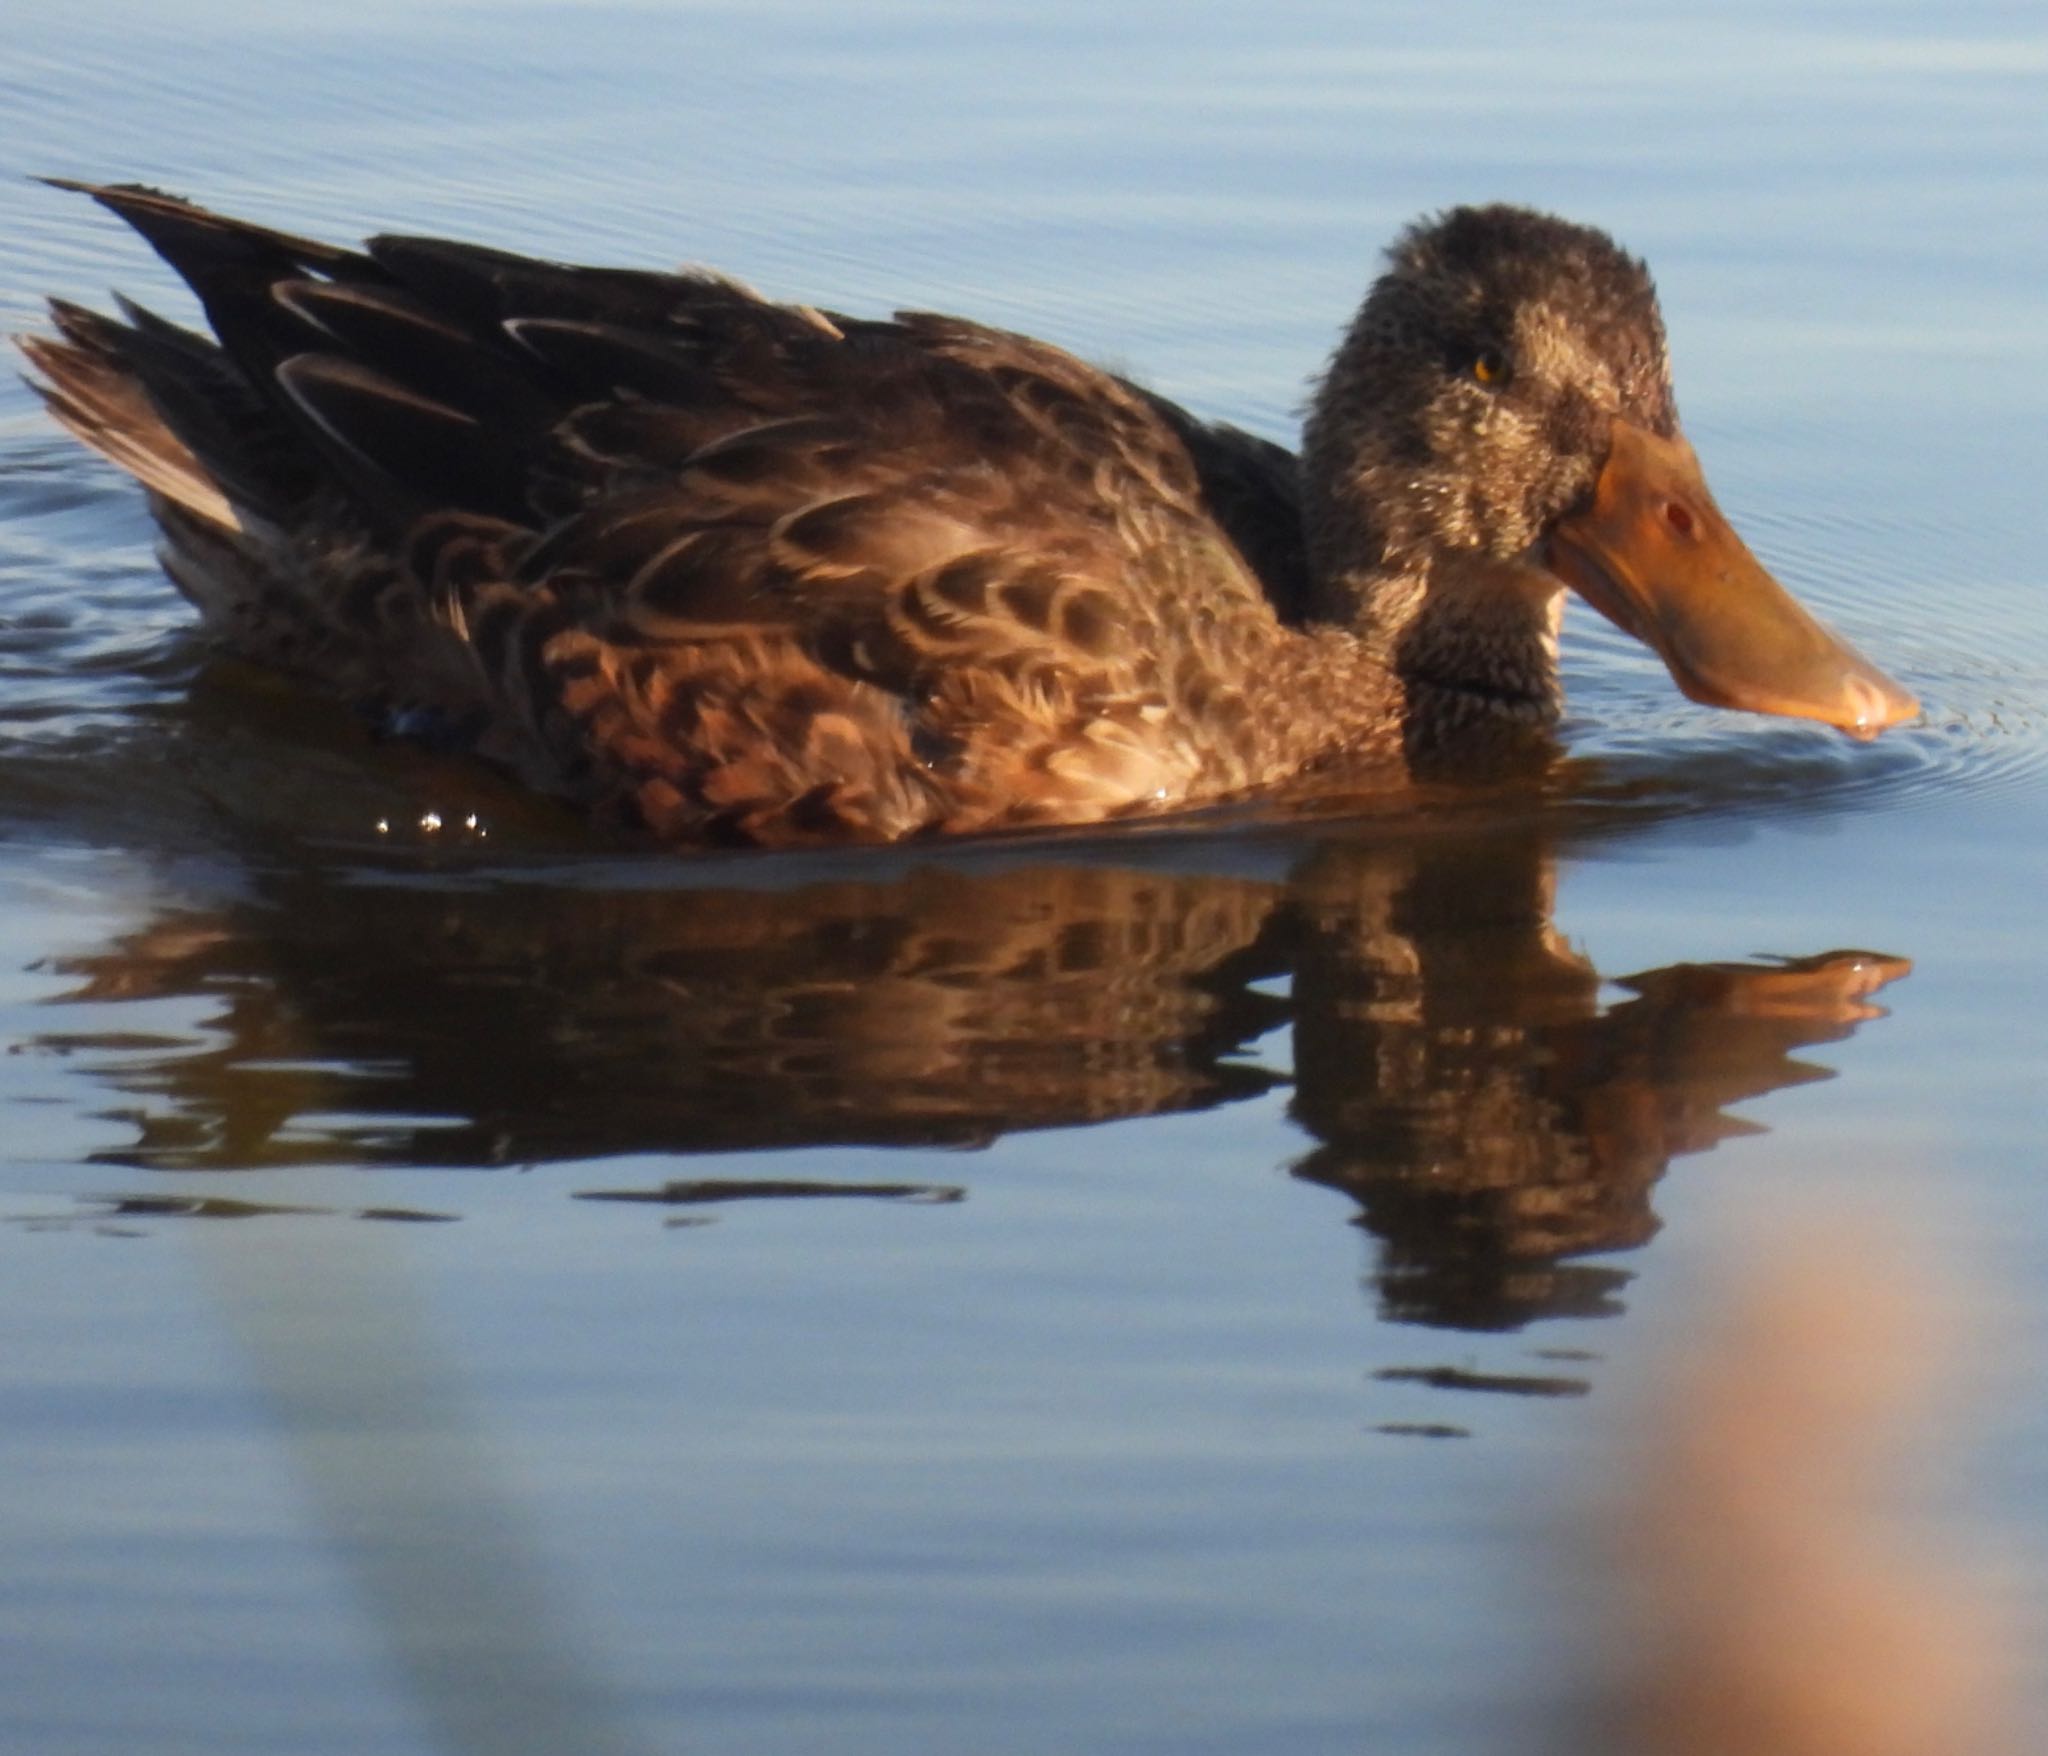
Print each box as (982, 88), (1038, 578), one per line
(20, 184), (1914, 845)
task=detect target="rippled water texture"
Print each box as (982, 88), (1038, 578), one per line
(2, 5), (2046, 1754)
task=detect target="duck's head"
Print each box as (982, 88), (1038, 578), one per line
(1302, 205), (1916, 737)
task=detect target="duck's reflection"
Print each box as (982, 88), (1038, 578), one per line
(43, 822), (1906, 1331)
(1284, 839), (1906, 1328)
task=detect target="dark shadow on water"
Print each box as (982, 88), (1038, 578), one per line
(574, 1176), (967, 1205)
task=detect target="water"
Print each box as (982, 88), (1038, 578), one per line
(2, 3), (2046, 1752)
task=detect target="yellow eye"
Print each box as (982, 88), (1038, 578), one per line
(1471, 347), (1509, 388)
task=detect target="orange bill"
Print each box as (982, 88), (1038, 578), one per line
(1545, 420), (1918, 738)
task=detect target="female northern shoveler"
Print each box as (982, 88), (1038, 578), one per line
(23, 183), (1916, 845)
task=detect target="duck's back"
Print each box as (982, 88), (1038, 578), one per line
(27, 183), (1348, 845)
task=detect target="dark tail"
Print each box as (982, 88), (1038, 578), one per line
(17, 179), (354, 531)
(20, 293), (315, 532)
(18, 180), (552, 536)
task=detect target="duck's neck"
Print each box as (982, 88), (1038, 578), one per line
(1313, 551), (1569, 744)
(1297, 379), (1568, 742)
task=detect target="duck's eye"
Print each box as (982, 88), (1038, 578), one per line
(1470, 347), (1511, 389)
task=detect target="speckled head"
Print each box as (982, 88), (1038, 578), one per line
(1304, 205), (1678, 583)
(1385, 205), (1677, 432)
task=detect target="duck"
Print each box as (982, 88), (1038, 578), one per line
(21, 182), (1917, 846)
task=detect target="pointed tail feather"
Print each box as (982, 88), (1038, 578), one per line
(19, 304), (250, 531)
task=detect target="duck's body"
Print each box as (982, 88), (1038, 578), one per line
(23, 184), (1914, 845)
